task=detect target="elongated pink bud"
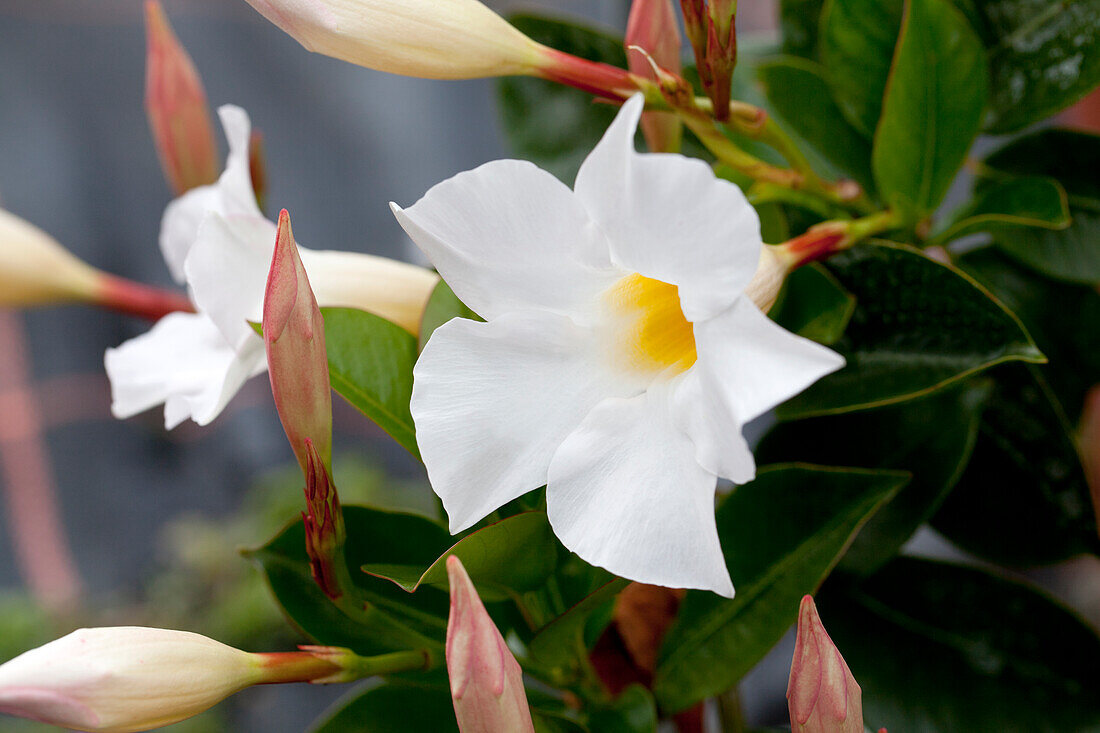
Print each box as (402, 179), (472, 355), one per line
(626, 0), (683, 151)
(264, 209), (333, 474)
(787, 595), (864, 733)
(446, 556), (534, 733)
(145, 1), (219, 195)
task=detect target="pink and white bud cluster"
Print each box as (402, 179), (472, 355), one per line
(787, 595), (865, 733)
(625, 0), (684, 152)
(680, 0), (738, 120)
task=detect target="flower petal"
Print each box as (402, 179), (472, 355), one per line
(159, 105), (261, 282)
(412, 310), (631, 533)
(104, 312), (264, 428)
(686, 296), (845, 447)
(546, 385), (734, 597)
(391, 159), (619, 323)
(573, 95), (761, 322)
(184, 212), (276, 351)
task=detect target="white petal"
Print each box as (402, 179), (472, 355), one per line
(159, 105), (261, 282)
(105, 312), (265, 429)
(670, 368), (756, 483)
(184, 213), (276, 351)
(391, 159), (619, 323)
(412, 310), (631, 533)
(689, 295), (846, 429)
(546, 386), (734, 597)
(573, 95), (762, 322)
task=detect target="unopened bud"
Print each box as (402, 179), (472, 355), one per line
(745, 244), (791, 313)
(302, 438), (348, 601)
(626, 0), (683, 152)
(446, 556), (535, 733)
(787, 595), (864, 733)
(145, 1), (219, 195)
(680, 0), (737, 120)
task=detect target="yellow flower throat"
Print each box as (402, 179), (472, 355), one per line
(607, 273), (697, 375)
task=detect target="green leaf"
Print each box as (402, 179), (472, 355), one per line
(777, 242), (1045, 420)
(757, 56), (875, 192)
(979, 128), (1100, 284)
(323, 307), (419, 457)
(980, 0), (1100, 133)
(820, 0), (904, 137)
(528, 577), (629, 668)
(932, 176), (1071, 245)
(310, 682), (458, 733)
(822, 557), (1100, 732)
(363, 512), (557, 601)
(653, 465), (907, 713)
(498, 14), (628, 184)
(780, 0), (826, 58)
(872, 0), (987, 215)
(419, 279), (480, 352)
(244, 506), (451, 655)
(769, 263), (856, 345)
(588, 686), (658, 733)
(931, 365), (1100, 566)
(758, 383), (991, 576)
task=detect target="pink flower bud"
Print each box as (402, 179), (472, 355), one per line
(446, 556), (534, 733)
(626, 0), (683, 152)
(679, 0), (737, 120)
(788, 595), (864, 733)
(302, 437), (347, 601)
(144, 1), (219, 195)
(264, 209), (333, 474)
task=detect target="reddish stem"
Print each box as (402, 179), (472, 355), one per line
(536, 48), (639, 101)
(95, 274), (194, 321)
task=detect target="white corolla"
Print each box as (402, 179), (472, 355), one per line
(105, 105), (437, 429)
(393, 95), (844, 596)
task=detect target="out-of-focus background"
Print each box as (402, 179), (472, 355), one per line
(1, 1), (1099, 731)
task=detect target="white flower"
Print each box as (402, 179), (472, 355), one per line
(106, 105), (438, 428)
(392, 95), (844, 597)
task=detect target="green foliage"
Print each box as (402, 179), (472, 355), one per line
(310, 682), (458, 733)
(777, 242), (1044, 419)
(932, 176), (1071, 245)
(780, 0), (826, 58)
(823, 558), (1100, 731)
(588, 686), (658, 733)
(769, 263), (856, 345)
(419, 279), (480, 351)
(323, 307), (419, 457)
(652, 465), (907, 713)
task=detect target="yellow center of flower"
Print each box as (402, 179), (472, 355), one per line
(607, 273), (697, 375)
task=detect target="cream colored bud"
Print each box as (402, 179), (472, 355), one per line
(0, 209), (101, 307)
(745, 244), (791, 314)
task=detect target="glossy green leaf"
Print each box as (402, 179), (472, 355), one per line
(419, 279), (480, 352)
(980, 128), (1100, 284)
(363, 512), (557, 601)
(780, 0), (826, 57)
(931, 365), (1100, 566)
(981, 0), (1100, 133)
(872, 0), (987, 215)
(653, 465), (906, 712)
(588, 686), (658, 733)
(244, 506), (450, 655)
(820, 0), (904, 137)
(822, 557), (1100, 731)
(757, 56), (875, 192)
(769, 263), (856, 345)
(323, 307), (419, 457)
(758, 383), (990, 576)
(498, 14), (627, 184)
(777, 242), (1044, 419)
(528, 578), (629, 668)
(932, 176), (1071, 245)
(310, 682), (458, 733)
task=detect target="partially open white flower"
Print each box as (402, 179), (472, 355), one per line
(105, 105), (438, 428)
(393, 95), (843, 597)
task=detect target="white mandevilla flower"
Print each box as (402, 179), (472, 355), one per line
(392, 95), (844, 597)
(105, 104), (438, 428)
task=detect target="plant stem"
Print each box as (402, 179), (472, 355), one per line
(716, 687), (748, 733)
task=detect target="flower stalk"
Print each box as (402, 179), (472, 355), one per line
(775, 209), (902, 269)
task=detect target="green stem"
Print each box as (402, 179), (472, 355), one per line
(716, 687), (748, 733)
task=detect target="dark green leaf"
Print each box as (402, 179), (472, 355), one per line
(498, 14), (628, 184)
(980, 0), (1100, 133)
(778, 242), (1044, 419)
(323, 307), (419, 457)
(983, 127), (1100, 200)
(757, 56), (875, 192)
(528, 578), (629, 668)
(363, 512), (557, 601)
(653, 465), (906, 712)
(310, 682), (458, 733)
(822, 557), (1100, 732)
(995, 207), (1100, 284)
(769, 263), (856, 345)
(820, 0), (904, 137)
(758, 383), (991, 576)
(244, 506), (450, 655)
(872, 0), (987, 215)
(931, 365), (1100, 565)
(588, 686), (658, 733)
(932, 176), (1071, 245)
(419, 279), (480, 352)
(780, 0), (826, 58)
